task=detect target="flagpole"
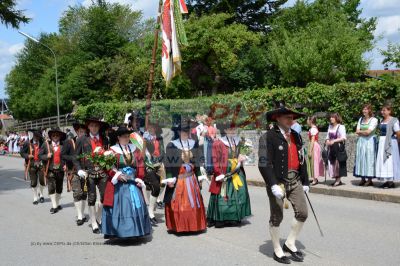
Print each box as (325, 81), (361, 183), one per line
(145, 0), (163, 130)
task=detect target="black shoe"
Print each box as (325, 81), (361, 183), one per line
(33, 200), (39, 205)
(380, 182), (389, 188)
(82, 217), (87, 223)
(57, 205), (62, 210)
(283, 244), (304, 262)
(92, 228), (100, 234)
(150, 217), (158, 226)
(77, 219), (85, 226)
(359, 180), (366, 186)
(207, 220), (216, 228)
(50, 208), (58, 214)
(39, 197), (45, 203)
(273, 253), (291, 264)
(215, 221), (225, 228)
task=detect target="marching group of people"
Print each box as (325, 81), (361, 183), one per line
(6, 102), (400, 264)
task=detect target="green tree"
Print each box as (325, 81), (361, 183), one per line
(382, 41), (400, 68)
(6, 1), (156, 120)
(268, 0), (376, 86)
(187, 0), (287, 31)
(0, 0), (30, 28)
(177, 13), (263, 95)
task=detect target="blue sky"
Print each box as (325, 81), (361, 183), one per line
(1, 0), (399, 99)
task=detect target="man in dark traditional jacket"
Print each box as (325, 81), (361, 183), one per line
(74, 118), (109, 234)
(62, 122), (88, 226)
(258, 104), (309, 264)
(20, 130), (45, 205)
(39, 128), (66, 214)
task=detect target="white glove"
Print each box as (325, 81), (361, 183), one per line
(303, 186), (310, 193)
(271, 185), (284, 199)
(111, 171), (123, 185)
(215, 174), (225, 182)
(200, 166), (207, 176)
(161, 177), (177, 185)
(77, 170), (88, 179)
(198, 175), (208, 182)
(135, 178), (146, 189)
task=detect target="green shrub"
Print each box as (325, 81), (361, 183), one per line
(75, 78), (400, 132)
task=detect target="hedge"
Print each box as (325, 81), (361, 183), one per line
(75, 77), (400, 132)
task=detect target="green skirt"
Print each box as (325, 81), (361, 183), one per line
(207, 167), (251, 222)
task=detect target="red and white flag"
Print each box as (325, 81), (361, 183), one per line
(161, 0), (188, 85)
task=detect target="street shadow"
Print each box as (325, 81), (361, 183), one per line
(259, 240), (306, 258)
(103, 234), (153, 246)
(154, 213), (165, 223)
(0, 169), (30, 192)
(167, 229), (207, 237)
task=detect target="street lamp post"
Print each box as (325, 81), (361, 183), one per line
(18, 31), (60, 128)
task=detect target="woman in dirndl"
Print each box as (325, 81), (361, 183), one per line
(163, 118), (207, 233)
(375, 104), (400, 188)
(207, 122), (251, 228)
(102, 126), (151, 239)
(306, 116), (324, 185)
(354, 104), (378, 186)
(325, 113), (347, 186)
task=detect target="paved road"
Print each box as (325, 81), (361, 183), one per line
(0, 156), (399, 266)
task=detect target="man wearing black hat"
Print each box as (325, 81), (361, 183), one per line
(39, 128), (67, 214)
(62, 122), (88, 226)
(20, 130), (45, 205)
(258, 104), (309, 264)
(73, 118), (109, 234)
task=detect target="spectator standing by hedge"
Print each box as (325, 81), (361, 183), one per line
(307, 116), (324, 185)
(375, 104), (400, 188)
(325, 113), (347, 186)
(354, 104), (378, 186)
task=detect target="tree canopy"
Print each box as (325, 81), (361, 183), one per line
(0, 0), (30, 28)
(5, 0), (379, 121)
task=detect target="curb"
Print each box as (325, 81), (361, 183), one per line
(247, 180), (400, 204)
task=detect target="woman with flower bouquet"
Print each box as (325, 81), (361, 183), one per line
(207, 121), (252, 228)
(101, 126), (152, 239)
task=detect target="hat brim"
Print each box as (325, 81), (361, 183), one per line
(85, 118), (110, 130)
(115, 129), (133, 137)
(48, 130), (67, 142)
(266, 108), (305, 122)
(72, 123), (87, 132)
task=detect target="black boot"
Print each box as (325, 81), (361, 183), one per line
(33, 200), (39, 205)
(50, 208), (58, 214)
(150, 217), (158, 226)
(273, 253), (291, 264)
(283, 244), (304, 262)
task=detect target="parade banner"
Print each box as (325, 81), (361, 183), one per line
(161, 0), (188, 85)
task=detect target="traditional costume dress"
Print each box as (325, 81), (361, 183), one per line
(102, 141), (152, 239)
(207, 135), (251, 227)
(306, 126), (324, 182)
(258, 105), (309, 264)
(163, 138), (207, 233)
(354, 117), (378, 180)
(375, 117), (400, 186)
(20, 130), (45, 205)
(39, 128), (66, 214)
(74, 118), (109, 234)
(326, 124), (347, 179)
(61, 123), (88, 226)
